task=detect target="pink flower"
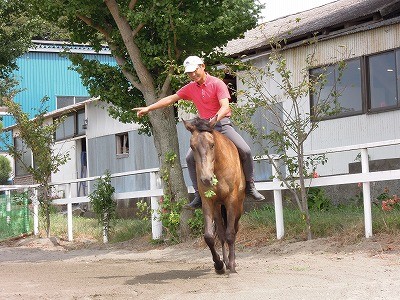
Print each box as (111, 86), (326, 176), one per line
(312, 172), (319, 178)
(382, 201), (392, 211)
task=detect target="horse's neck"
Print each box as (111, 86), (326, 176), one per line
(212, 131), (237, 160)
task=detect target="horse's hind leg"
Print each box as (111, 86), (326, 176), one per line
(203, 212), (225, 274)
(225, 206), (240, 273)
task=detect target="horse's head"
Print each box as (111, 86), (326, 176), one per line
(183, 116), (218, 187)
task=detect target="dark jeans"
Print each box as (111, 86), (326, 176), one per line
(186, 117), (254, 192)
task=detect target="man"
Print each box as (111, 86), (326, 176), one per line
(134, 56), (265, 209)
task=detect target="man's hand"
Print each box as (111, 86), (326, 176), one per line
(133, 107), (149, 118)
(133, 94), (180, 118)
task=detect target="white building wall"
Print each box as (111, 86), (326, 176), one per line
(51, 139), (78, 197)
(240, 23), (400, 176)
(85, 101), (140, 139)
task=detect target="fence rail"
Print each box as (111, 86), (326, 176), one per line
(1, 138), (400, 242)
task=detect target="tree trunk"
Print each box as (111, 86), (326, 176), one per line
(41, 185), (51, 238)
(298, 154), (313, 240)
(106, 1), (191, 240)
(46, 204), (51, 238)
(148, 106), (191, 239)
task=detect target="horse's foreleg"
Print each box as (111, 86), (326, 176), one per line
(225, 208), (240, 273)
(203, 212), (225, 274)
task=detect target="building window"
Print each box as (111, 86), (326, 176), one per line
(310, 48), (400, 119)
(56, 96), (90, 109)
(14, 137), (32, 176)
(54, 109), (86, 141)
(224, 74), (237, 103)
(310, 58), (362, 118)
(368, 51), (397, 111)
(116, 133), (129, 156)
(76, 110), (86, 136)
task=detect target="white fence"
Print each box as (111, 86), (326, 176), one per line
(2, 138), (400, 242)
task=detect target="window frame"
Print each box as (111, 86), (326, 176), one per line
(54, 109), (86, 141)
(310, 48), (400, 120)
(116, 132), (129, 158)
(310, 57), (364, 120)
(56, 96), (90, 110)
(366, 49), (400, 113)
(13, 137), (32, 177)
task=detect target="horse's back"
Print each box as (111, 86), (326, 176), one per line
(213, 131), (246, 203)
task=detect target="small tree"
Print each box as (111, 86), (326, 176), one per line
(88, 170), (116, 243)
(2, 97), (70, 237)
(231, 42), (343, 240)
(0, 155), (11, 184)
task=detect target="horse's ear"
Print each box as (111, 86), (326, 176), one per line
(183, 119), (196, 133)
(209, 115), (218, 128)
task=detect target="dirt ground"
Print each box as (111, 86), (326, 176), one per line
(1, 234), (400, 300)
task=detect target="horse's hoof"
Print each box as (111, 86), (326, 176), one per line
(214, 262), (225, 274)
(228, 270), (239, 277)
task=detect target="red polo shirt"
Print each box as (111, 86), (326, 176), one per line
(176, 74), (231, 119)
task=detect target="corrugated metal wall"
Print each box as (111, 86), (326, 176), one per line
(88, 131), (160, 193)
(87, 113), (274, 194)
(3, 51), (115, 129)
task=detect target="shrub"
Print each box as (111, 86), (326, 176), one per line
(307, 187), (331, 211)
(88, 170), (116, 243)
(0, 156), (11, 184)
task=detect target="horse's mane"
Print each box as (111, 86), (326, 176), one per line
(191, 117), (213, 133)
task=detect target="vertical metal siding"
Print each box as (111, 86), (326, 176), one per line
(87, 132), (160, 193)
(4, 51), (116, 129)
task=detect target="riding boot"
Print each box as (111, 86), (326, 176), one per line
(185, 191), (202, 210)
(245, 181), (265, 201)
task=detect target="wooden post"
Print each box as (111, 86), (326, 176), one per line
(361, 148), (373, 238)
(272, 158), (284, 239)
(150, 172), (163, 240)
(5, 190), (11, 225)
(66, 184), (73, 241)
(33, 189), (39, 236)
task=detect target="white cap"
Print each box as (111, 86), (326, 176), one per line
(183, 56), (203, 73)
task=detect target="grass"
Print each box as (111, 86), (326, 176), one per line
(32, 203), (400, 246)
(240, 204), (400, 243)
(38, 213), (151, 243)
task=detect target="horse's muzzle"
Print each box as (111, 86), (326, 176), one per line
(200, 176), (214, 187)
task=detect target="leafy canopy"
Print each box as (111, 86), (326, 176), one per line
(0, 0), (69, 100)
(28, 0), (262, 131)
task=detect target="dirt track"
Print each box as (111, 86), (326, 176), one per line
(1, 237), (400, 299)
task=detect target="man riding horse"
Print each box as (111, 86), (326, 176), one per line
(134, 56), (265, 208)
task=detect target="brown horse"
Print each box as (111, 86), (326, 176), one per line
(183, 116), (245, 273)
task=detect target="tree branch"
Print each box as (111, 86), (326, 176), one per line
(104, 0), (156, 100)
(107, 44), (143, 91)
(128, 0), (137, 10)
(159, 66), (174, 98)
(77, 12), (143, 92)
(76, 14), (111, 40)
(132, 23), (144, 38)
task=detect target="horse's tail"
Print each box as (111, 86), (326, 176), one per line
(221, 205), (227, 227)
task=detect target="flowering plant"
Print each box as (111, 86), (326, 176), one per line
(381, 195), (400, 211)
(377, 188), (400, 211)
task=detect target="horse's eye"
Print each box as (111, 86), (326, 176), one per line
(210, 143), (215, 149)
